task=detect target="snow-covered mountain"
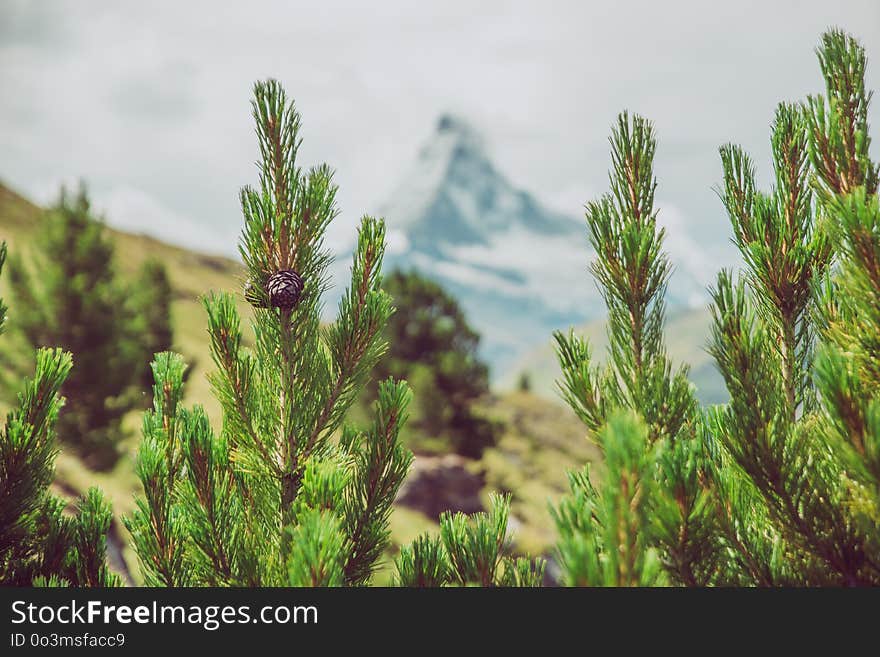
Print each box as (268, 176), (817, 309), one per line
(378, 114), (708, 379)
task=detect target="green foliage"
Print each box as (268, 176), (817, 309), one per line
(0, 241), (118, 586)
(497, 555), (545, 587)
(394, 493), (545, 587)
(440, 492), (511, 586)
(718, 102), (831, 415)
(553, 413), (663, 586)
(394, 534), (449, 587)
(806, 29), (879, 201)
(126, 80), (413, 587)
(555, 28), (880, 587)
(374, 269), (498, 457)
(286, 510), (347, 587)
(7, 185), (156, 468)
(341, 380), (414, 584)
(554, 112), (695, 444)
(126, 353), (197, 586)
(650, 423), (720, 586)
(552, 111), (709, 586)
(706, 30), (880, 585)
(68, 487), (119, 587)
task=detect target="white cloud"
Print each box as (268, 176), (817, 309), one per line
(655, 200), (716, 285)
(96, 185), (233, 255)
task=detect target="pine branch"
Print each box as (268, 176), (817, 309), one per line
(553, 113), (702, 587)
(286, 510), (346, 587)
(309, 216), (393, 456)
(178, 406), (241, 585)
(1, 240), (116, 586)
(69, 488), (120, 587)
(807, 29), (879, 199)
(394, 534), (451, 587)
(124, 353), (190, 586)
(128, 80), (415, 588)
(650, 421), (721, 586)
(0, 348), (72, 581)
(440, 493), (512, 587)
(342, 379), (413, 585)
(554, 330), (604, 435)
(552, 413), (663, 586)
(205, 294), (276, 475)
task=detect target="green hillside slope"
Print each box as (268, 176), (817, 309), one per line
(501, 306), (728, 405)
(0, 181), (247, 423)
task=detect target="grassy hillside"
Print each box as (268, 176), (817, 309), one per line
(1, 180), (595, 582)
(480, 391), (601, 555)
(500, 305), (728, 405)
(0, 181), (247, 424)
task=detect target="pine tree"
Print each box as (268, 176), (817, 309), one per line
(0, 241), (118, 586)
(707, 28), (879, 585)
(552, 113), (717, 586)
(553, 28), (880, 587)
(124, 79), (545, 588)
(8, 185), (144, 469)
(125, 80), (413, 586)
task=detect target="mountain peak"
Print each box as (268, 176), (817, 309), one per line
(435, 113), (482, 147)
(422, 112), (485, 164)
(374, 115), (709, 380)
(381, 113), (576, 247)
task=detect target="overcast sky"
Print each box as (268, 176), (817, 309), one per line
(2, 0), (879, 266)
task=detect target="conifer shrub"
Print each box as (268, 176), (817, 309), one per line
(373, 269), (498, 458)
(124, 80), (416, 586)
(552, 29), (880, 587)
(0, 241), (118, 586)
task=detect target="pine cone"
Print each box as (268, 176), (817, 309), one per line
(266, 269), (304, 310)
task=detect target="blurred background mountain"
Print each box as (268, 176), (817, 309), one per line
(376, 113), (724, 400)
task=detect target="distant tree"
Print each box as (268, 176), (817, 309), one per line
(131, 258), (174, 390)
(517, 371), (532, 393)
(375, 269), (498, 458)
(0, 241), (118, 586)
(8, 185), (145, 469)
